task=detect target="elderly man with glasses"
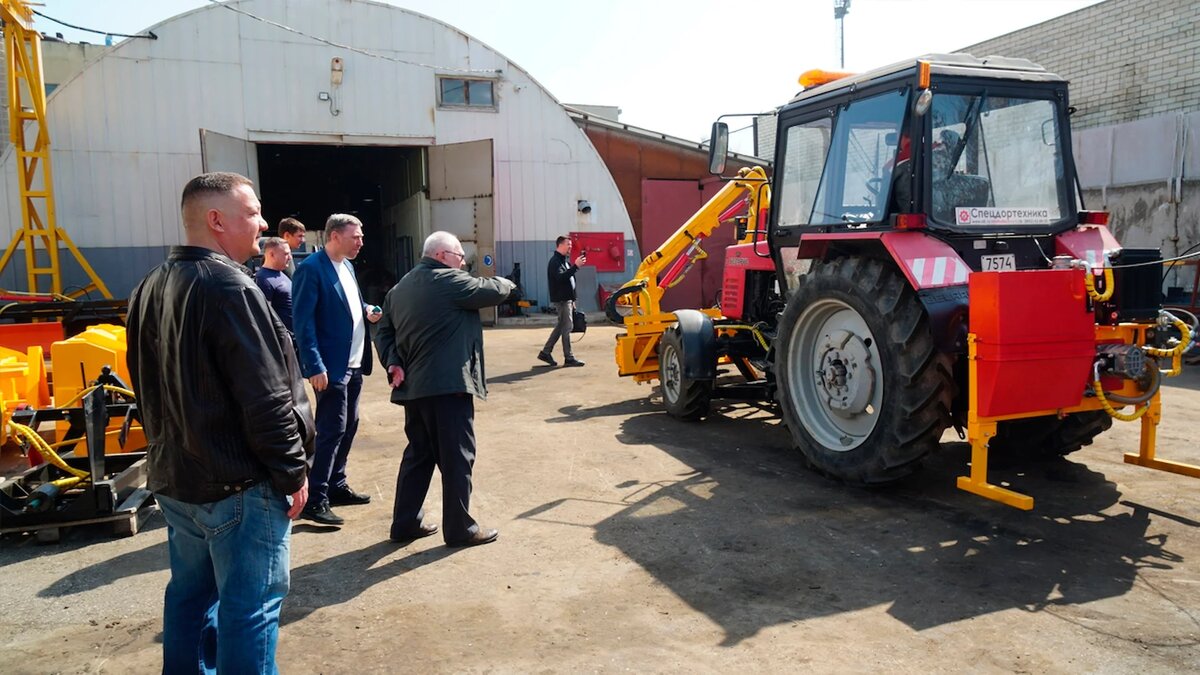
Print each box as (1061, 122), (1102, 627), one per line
(374, 231), (516, 547)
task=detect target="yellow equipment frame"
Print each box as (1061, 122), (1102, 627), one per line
(0, 0), (110, 298)
(959, 324), (1198, 510)
(614, 166), (770, 382)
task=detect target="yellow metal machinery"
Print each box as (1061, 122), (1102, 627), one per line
(0, 323), (145, 539)
(0, 0), (111, 298)
(0, 323), (141, 452)
(960, 318), (1193, 511)
(611, 166), (770, 382)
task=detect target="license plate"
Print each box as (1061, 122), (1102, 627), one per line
(981, 254), (1016, 272)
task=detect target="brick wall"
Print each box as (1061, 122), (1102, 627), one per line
(958, 0), (1199, 129)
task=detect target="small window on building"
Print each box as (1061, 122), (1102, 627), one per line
(438, 77), (496, 109)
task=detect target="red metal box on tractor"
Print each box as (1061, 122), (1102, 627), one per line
(969, 269), (1095, 418)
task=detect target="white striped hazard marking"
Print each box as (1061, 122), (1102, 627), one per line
(909, 257), (970, 286)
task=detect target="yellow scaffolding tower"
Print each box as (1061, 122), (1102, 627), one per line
(0, 0), (110, 298)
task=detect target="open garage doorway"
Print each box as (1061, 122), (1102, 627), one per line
(255, 143), (427, 306)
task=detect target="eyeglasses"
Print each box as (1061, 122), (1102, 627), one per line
(442, 250), (465, 260)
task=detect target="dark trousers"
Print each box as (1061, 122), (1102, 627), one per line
(541, 300), (574, 359)
(308, 368), (363, 507)
(392, 394), (479, 543)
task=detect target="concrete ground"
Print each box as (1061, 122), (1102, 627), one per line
(2, 324), (1199, 673)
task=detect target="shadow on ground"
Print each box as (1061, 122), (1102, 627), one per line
(524, 398), (1195, 646)
(282, 540), (459, 625)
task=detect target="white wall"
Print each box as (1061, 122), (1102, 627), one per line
(0, 0), (632, 294)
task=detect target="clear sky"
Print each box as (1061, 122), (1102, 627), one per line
(33, 0), (1105, 153)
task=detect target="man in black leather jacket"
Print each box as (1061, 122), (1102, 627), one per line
(536, 235), (587, 367)
(127, 172), (314, 673)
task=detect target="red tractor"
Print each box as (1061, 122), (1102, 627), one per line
(607, 54), (1196, 509)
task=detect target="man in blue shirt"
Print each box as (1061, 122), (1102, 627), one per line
(255, 237), (293, 332)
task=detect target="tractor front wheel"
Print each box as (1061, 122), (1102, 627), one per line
(775, 257), (955, 483)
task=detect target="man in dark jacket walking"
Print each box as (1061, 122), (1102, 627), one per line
(537, 235), (587, 367)
(127, 172), (314, 673)
(374, 231), (515, 547)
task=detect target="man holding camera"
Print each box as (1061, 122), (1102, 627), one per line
(537, 235), (586, 367)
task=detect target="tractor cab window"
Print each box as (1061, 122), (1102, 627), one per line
(776, 90), (907, 228)
(929, 93), (1068, 227)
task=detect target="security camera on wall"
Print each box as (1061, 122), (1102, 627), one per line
(577, 200), (592, 214)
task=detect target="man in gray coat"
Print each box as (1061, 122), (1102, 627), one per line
(374, 231), (515, 547)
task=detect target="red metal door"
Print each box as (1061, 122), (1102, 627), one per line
(642, 179), (732, 312)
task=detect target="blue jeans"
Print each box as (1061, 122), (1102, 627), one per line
(157, 482), (292, 675)
(308, 367), (363, 506)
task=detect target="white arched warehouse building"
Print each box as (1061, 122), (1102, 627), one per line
(0, 0), (637, 307)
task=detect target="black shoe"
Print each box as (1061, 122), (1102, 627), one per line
(300, 501), (345, 526)
(328, 485), (371, 506)
(537, 351), (557, 366)
(563, 358), (585, 367)
(390, 523), (439, 543)
(447, 528), (499, 548)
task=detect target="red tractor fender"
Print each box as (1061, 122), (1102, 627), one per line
(1056, 225), (1121, 269)
(794, 231), (971, 291)
(880, 231), (972, 289)
(792, 231), (971, 353)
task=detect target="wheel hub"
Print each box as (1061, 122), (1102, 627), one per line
(816, 329), (875, 418)
(661, 346), (681, 402)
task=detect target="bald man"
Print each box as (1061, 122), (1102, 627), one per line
(127, 171), (315, 673)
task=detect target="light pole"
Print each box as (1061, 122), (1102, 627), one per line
(834, 0), (852, 69)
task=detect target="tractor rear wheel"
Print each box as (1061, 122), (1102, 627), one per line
(775, 257), (955, 483)
(659, 328), (713, 421)
(989, 411), (1113, 459)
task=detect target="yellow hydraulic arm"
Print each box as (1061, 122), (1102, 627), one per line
(0, 0), (110, 298)
(611, 166), (770, 381)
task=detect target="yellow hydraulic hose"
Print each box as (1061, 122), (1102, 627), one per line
(1084, 266), (1114, 302)
(56, 383), (136, 409)
(1128, 315), (1193, 378)
(1092, 314), (1191, 422)
(1091, 378), (1150, 422)
(7, 384), (139, 484)
(7, 420), (89, 479)
(720, 324), (770, 352)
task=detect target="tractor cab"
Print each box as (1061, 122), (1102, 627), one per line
(763, 54), (1079, 274)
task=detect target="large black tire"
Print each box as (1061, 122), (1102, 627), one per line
(659, 328), (713, 421)
(775, 257), (955, 484)
(989, 410), (1114, 459)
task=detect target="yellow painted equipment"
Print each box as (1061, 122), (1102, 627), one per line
(0, 343), (49, 422)
(0, 323), (142, 458)
(610, 166), (770, 383)
(49, 324), (144, 454)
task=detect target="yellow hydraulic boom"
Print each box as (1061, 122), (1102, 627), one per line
(611, 166), (770, 382)
(0, 0), (110, 297)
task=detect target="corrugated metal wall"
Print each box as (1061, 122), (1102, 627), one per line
(1073, 112), (1200, 292)
(0, 0), (634, 300)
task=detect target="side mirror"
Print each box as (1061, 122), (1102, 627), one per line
(708, 122), (729, 175)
